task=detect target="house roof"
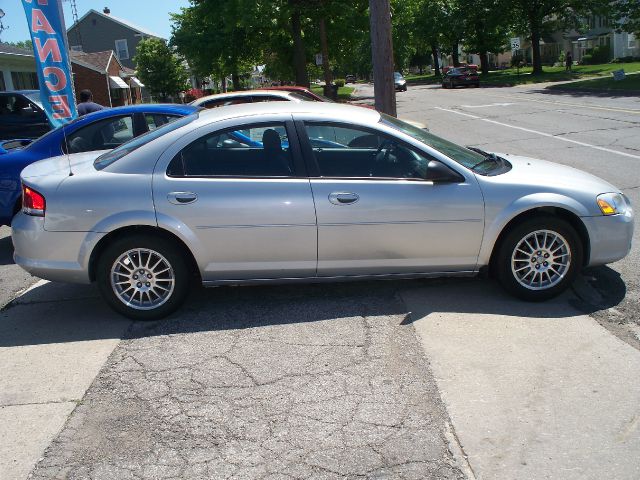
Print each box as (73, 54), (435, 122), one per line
(70, 50), (126, 76)
(0, 43), (34, 57)
(69, 9), (164, 39)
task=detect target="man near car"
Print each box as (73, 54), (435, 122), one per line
(77, 89), (105, 116)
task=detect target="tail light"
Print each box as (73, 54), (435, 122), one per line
(22, 185), (46, 217)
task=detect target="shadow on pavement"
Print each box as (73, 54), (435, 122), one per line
(530, 87), (640, 99)
(0, 271), (625, 348)
(0, 235), (15, 266)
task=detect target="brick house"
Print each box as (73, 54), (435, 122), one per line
(70, 50), (144, 107)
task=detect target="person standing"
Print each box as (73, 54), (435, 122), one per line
(76, 89), (105, 116)
(565, 51), (573, 72)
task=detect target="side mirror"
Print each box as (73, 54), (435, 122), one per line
(426, 160), (463, 183)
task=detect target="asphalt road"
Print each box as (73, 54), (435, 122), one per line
(1, 83), (639, 479)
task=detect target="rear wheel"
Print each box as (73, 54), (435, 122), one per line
(96, 235), (190, 320)
(496, 216), (583, 301)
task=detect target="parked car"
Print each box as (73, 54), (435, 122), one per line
(0, 104), (198, 227)
(442, 67), (480, 88)
(345, 75), (357, 84)
(12, 103), (633, 320)
(191, 90), (311, 109)
(260, 85), (328, 102)
(442, 64), (479, 74)
(394, 72), (408, 92)
(0, 90), (50, 141)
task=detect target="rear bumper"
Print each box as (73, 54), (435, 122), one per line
(583, 212), (634, 266)
(12, 213), (104, 284)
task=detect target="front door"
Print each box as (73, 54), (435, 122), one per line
(299, 122), (485, 276)
(153, 119), (317, 281)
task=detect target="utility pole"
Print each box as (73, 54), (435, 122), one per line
(369, 0), (396, 116)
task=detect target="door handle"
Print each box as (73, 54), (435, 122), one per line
(167, 192), (197, 205)
(328, 192), (359, 205)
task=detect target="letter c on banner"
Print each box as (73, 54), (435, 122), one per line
(43, 66), (67, 92)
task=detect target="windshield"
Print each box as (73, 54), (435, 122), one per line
(381, 114), (486, 169)
(94, 113), (199, 170)
(394, 72), (403, 80)
(23, 91), (43, 109)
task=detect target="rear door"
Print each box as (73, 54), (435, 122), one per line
(296, 120), (485, 276)
(153, 115), (317, 281)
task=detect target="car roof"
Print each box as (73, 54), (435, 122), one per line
(77, 103), (198, 121)
(190, 100), (381, 127)
(192, 90), (301, 105)
(264, 86), (311, 93)
(0, 90), (40, 95)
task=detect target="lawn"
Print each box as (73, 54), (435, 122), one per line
(551, 72), (640, 92)
(311, 85), (355, 101)
(405, 62), (640, 87)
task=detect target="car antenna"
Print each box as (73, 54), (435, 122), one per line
(61, 119), (74, 176)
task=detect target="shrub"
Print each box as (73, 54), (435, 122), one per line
(510, 53), (524, 67)
(334, 78), (345, 87)
(581, 54), (593, 65)
(581, 46), (611, 65)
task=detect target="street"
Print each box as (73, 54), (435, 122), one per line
(1, 83), (640, 479)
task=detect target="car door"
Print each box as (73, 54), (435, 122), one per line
(153, 115), (317, 281)
(296, 120), (485, 276)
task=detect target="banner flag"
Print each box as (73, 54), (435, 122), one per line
(21, 0), (78, 128)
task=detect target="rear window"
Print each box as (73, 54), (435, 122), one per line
(94, 113), (198, 170)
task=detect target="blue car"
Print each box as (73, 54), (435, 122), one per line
(0, 104), (198, 226)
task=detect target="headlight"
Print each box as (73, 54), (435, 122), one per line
(597, 192), (631, 216)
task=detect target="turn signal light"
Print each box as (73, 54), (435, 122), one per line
(22, 185), (46, 216)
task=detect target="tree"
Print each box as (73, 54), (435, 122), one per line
(134, 38), (189, 101)
(7, 40), (33, 50)
(611, 0), (640, 36)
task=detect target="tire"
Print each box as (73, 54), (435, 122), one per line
(496, 216), (583, 301)
(96, 234), (190, 320)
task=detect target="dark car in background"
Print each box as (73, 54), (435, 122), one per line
(394, 72), (408, 92)
(345, 74), (357, 84)
(442, 67), (480, 88)
(0, 90), (50, 142)
(0, 103), (198, 227)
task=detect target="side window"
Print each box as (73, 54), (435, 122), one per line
(115, 39), (129, 60)
(145, 114), (179, 131)
(202, 97), (251, 109)
(304, 123), (431, 179)
(250, 95), (288, 103)
(168, 123), (293, 177)
(66, 115), (135, 153)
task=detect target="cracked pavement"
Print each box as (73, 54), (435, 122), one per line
(28, 283), (463, 480)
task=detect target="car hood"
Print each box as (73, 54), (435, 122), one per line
(491, 153), (621, 194)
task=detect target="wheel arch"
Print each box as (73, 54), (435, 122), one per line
(88, 225), (201, 283)
(488, 206), (591, 273)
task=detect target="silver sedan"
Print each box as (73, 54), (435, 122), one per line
(12, 102), (634, 319)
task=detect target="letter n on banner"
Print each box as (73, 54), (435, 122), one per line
(22, 0), (78, 128)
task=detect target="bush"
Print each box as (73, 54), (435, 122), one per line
(334, 78), (345, 87)
(510, 53), (524, 67)
(581, 46), (611, 65)
(581, 54), (593, 65)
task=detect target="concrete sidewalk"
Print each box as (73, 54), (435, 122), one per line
(0, 281), (130, 480)
(402, 281), (640, 480)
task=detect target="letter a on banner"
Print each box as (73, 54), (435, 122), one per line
(22, 0), (78, 127)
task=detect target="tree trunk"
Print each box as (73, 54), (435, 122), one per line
(319, 18), (332, 86)
(232, 71), (241, 91)
(531, 27), (542, 75)
(221, 76), (227, 93)
(452, 42), (460, 67)
(290, 4), (309, 87)
(479, 51), (489, 75)
(431, 44), (440, 76)
(369, 0), (396, 116)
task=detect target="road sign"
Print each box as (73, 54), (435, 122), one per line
(510, 37), (521, 51)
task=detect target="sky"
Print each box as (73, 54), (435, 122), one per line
(0, 0), (191, 44)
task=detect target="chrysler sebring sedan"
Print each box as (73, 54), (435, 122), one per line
(12, 103), (633, 319)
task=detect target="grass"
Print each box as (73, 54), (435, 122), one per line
(311, 85), (355, 101)
(405, 62), (640, 87)
(551, 72), (640, 92)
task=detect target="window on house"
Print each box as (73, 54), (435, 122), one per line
(10, 72), (39, 90)
(115, 39), (129, 60)
(70, 45), (83, 52)
(629, 34), (637, 49)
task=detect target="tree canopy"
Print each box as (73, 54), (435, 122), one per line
(134, 38), (190, 101)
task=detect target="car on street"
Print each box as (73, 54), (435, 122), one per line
(12, 102), (634, 320)
(442, 67), (480, 88)
(0, 104), (198, 227)
(345, 75), (357, 84)
(394, 72), (408, 92)
(0, 90), (50, 141)
(190, 90), (311, 109)
(442, 64), (479, 74)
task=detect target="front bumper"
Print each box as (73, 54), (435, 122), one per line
(12, 213), (104, 284)
(582, 212), (634, 266)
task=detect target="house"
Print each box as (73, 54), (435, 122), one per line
(0, 43), (38, 91)
(67, 7), (163, 70)
(70, 50), (144, 107)
(0, 42), (143, 107)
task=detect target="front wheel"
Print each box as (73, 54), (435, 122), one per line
(96, 235), (190, 320)
(496, 216), (583, 301)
